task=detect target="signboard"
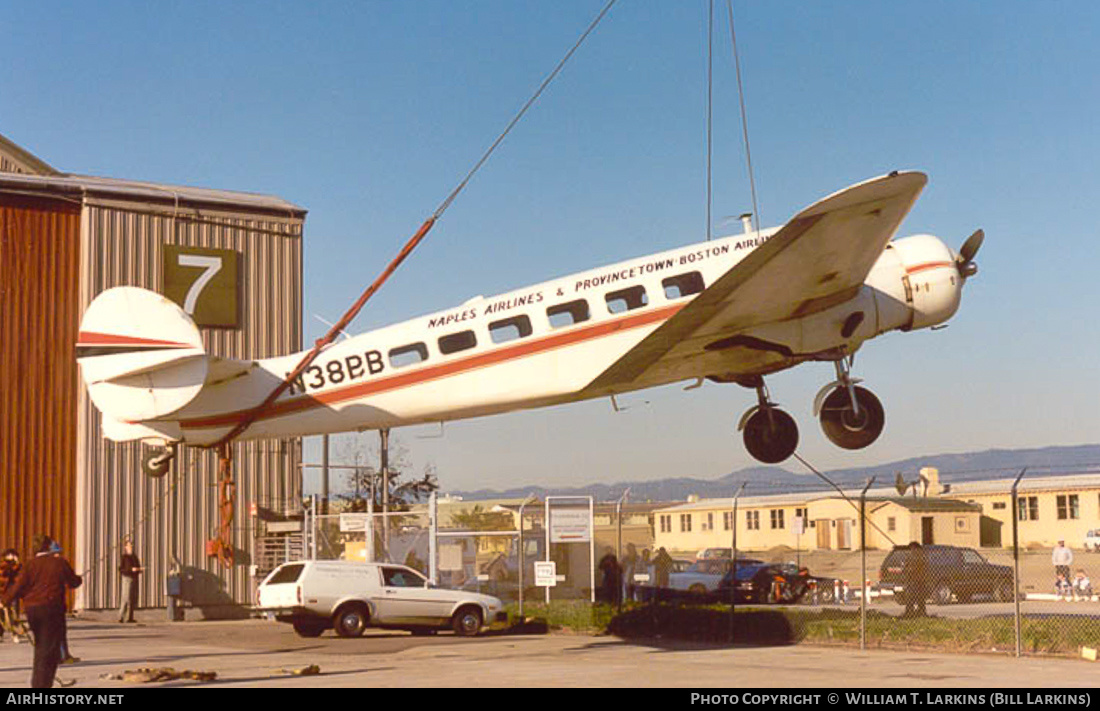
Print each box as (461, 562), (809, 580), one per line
(534, 561), (557, 587)
(339, 513), (370, 533)
(163, 244), (240, 328)
(549, 508), (591, 543)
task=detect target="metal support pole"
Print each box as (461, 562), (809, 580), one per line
(429, 491), (438, 585)
(518, 494), (535, 619)
(859, 477), (875, 651)
(728, 482), (747, 642)
(380, 428), (390, 560)
(616, 488), (630, 614)
(321, 434), (330, 515)
(1011, 468), (1027, 658)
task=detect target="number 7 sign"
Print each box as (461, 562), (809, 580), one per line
(163, 245), (239, 328)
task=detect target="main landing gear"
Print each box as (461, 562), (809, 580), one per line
(737, 377), (799, 464)
(735, 358), (886, 464)
(813, 358), (885, 450)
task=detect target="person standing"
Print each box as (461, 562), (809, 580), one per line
(48, 542), (79, 664)
(118, 538), (142, 624)
(1052, 540), (1073, 582)
(1, 534), (82, 689)
(902, 542), (928, 618)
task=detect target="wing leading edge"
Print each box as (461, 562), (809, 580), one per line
(583, 171), (928, 394)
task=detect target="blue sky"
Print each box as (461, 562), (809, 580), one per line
(5, 1), (1099, 494)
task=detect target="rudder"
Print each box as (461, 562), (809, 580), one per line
(77, 287), (208, 422)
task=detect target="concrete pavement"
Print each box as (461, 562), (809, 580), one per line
(0, 615), (1096, 688)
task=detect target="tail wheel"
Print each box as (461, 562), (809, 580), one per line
(994, 582), (1016, 603)
(452, 606), (483, 637)
(743, 408), (799, 464)
(819, 386), (885, 450)
(142, 447), (174, 478)
(334, 604), (369, 638)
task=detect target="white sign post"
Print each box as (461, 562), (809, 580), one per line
(534, 561), (557, 587)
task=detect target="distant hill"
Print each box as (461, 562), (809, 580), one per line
(446, 444), (1100, 503)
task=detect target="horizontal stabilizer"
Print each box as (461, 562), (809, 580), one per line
(78, 287), (208, 421)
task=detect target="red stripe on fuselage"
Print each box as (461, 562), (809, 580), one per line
(77, 331), (194, 349)
(179, 301), (687, 431)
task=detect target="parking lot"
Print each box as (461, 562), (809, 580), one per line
(2, 614), (1098, 688)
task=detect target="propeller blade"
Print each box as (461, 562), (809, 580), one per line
(956, 229), (984, 278)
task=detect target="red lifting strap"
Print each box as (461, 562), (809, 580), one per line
(212, 215), (437, 449)
(205, 216), (436, 564)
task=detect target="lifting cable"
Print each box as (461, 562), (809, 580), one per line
(203, 0), (619, 565)
(793, 452), (899, 548)
(725, 0), (761, 231)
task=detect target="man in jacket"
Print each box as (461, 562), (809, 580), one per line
(118, 538), (142, 624)
(1, 534), (82, 688)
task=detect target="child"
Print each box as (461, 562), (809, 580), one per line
(0, 549), (28, 643)
(1072, 569), (1092, 602)
(1055, 573), (1073, 601)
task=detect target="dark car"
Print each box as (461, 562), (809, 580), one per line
(878, 544), (1014, 605)
(715, 563), (804, 604)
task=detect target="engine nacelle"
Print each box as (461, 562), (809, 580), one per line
(867, 234), (963, 334)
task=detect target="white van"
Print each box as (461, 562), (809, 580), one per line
(256, 560), (507, 638)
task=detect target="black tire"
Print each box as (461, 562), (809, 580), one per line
(931, 583), (952, 606)
(688, 583), (708, 597)
(819, 386), (885, 450)
(994, 582), (1016, 603)
(292, 620), (326, 638)
(334, 604), (369, 638)
(141, 449), (171, 478)
(452, 606), (483, 637)
(743, 408), (799, 464)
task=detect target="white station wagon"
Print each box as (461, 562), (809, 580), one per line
(257, 560), (507, 638)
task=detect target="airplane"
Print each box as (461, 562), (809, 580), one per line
(75, 170), (982, 474)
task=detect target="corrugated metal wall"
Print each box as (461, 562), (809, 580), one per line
(75, 201), (304, 612)
(0, 194), (82, 562)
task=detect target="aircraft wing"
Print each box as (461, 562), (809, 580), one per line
(584, 171), (927, 392)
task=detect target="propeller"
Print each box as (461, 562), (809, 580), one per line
(956, 229), (984, 279)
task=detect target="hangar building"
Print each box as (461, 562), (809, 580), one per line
(0, 132), (304, 615)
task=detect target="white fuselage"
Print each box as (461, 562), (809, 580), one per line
(168, 229), (963, 446)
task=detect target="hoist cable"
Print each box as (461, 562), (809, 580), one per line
(725, 0), (761, 230)
(435, 0), (618, 220)
(706, 0), (714, 242)
(210, 0), (618, 452)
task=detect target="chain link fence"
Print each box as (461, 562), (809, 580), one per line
(259, 468), (1100, 657)
(633, 468), (1100, 658)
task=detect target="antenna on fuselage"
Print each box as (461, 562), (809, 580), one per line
(313, 314), (352, 341)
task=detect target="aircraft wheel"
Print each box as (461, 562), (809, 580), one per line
(819, 386), (885, 450)
(742, 408), (799, 464)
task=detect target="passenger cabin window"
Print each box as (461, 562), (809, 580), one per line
(547, 299), (590, 329)
(489, 315), (532, 344)
(438, 330), (477, 355)
(663, 271), (705, 299)
(605, 285), (648, 314)
(389, 343), (428, 369)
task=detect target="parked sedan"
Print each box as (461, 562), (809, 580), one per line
(668, 557), (763, 596)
